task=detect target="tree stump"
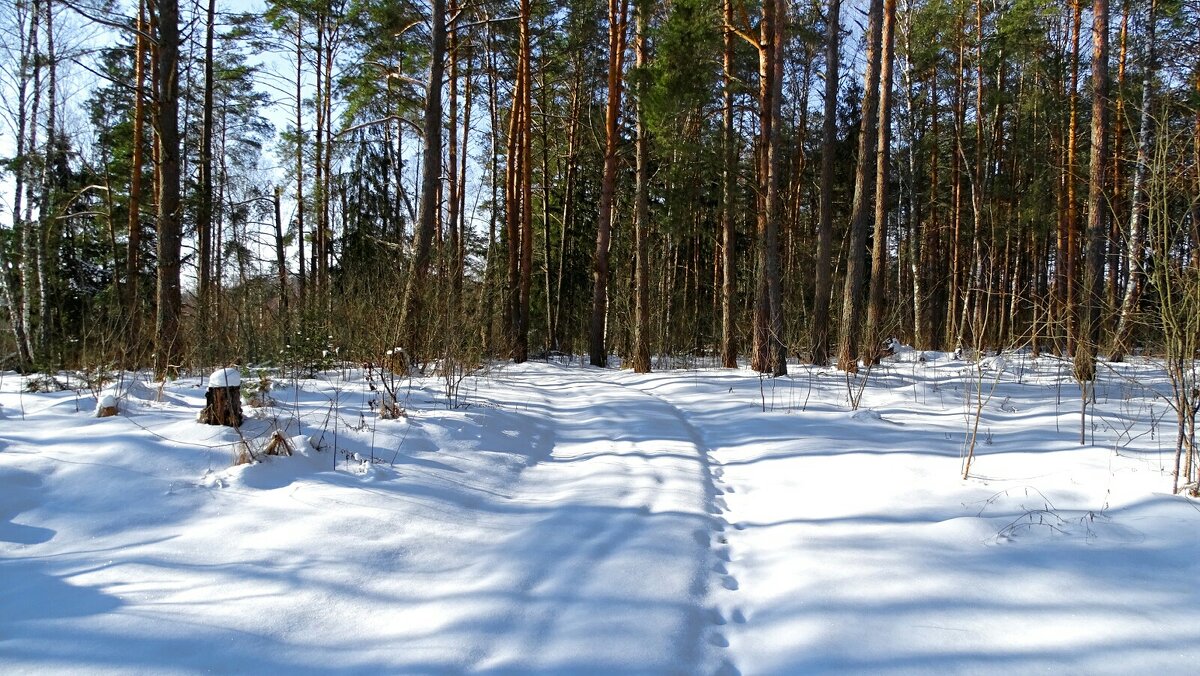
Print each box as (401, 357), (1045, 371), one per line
(199, 368), (243, 427)
(96, 394), (118, 418)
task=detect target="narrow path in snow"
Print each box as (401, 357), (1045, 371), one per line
(475, 364), (734, 673)
(606, 374), (746, 675)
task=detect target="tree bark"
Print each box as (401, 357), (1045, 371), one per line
(1074, 0), (1109, 383)
(197, 0), (216, 328)
(1066, 0), (1083, 355)
(400, 0), (447, 355)
(517, 0), (533, 363)
(589, 0), (629, 367)
(865, 0), (897, 363)
(1111, 0), (1155, 362)
(294, 15), (306, 309)
(720, 0), (738, 368)
(631, 0), (652, 374)
(810, 0), (840, 366)
(836, 0), (883, 373)
(154, 0), (183, 379)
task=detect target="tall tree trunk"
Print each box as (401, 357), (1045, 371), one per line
(589, 0), (630, 367)
(517, 0), (533, 363)
(22, 0), (41, 361)
(154, 0), (183, 378)
(865, 0), (897, 362)
(810, 0), (840, 366)
(4, 0), (34, 368)
(197, 0), (215, 333)
(631, 0), (652, 374)
(400, 0), (446, 355)
(923, 67), (941, 349)
(273, 186), (289, 315)
(720, 0), (738, 368)
(294, 15), (306, 309)
(1074, 0), (1109, 384)
(836, 0), (884, 373)
(447, 0), (461, 311)
(125, 0), (147, 354)
(1111, 0), (1154, 362)
(37, 0), (58, 358)
(1066, 0), (1083, 355)
(764, 0), (787, 375)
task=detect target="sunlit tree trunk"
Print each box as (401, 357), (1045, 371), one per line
(1111, 0), (1156, 362)
(589, 0), (629, 367)
(836, 0), (883, 373)
(810, 0), (839, 366)
(865, 0), (897, 363)
(153, 0), (183, 377)
(631, 0), (652, 374)
(1074, 0), (1109, 384)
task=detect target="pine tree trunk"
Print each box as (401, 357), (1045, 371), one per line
(294, 16), (306, 309)
(720, 0), (738, 368)
(1066, 0), (1083, 355)
(400, 0), (446, 356)
(631, 0), (652, 374)
(154, 0), (183, 379)
(810, 0), (840, 366)
(197, 0), (215, 334)
(517, 0), (533, 364)
(866, 0), (897, 363)
(836, 0), (883, 373)
(590, 0), (629, 368)
(1074, 0), (1109, 383)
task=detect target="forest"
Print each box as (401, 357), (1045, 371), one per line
(1, 0), (1198, 382)
(5, 1), (1200, 669)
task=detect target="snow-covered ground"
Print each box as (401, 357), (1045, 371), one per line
(2, 353), (1198, 674)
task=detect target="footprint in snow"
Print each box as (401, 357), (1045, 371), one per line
(709, 632), (730, 648)
(722, 576), (739, 591)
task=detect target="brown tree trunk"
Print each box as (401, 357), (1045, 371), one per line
(400, 0), (447, 355)
(1066, 0), (1083, 355)
(1074, 0), (1109, 384)
(154, 0), (183, 379)
(273, 186), (289, 315)
(720, 0), (738, 368)
(748, 0), (787, 374)
(197, 0), (215, 332)
(866, 0), (897, 363)
(294, 16), (306, 309)
(836, 0), (883, 373)
(589, 0), (629, 367)
(125, 0), (148, 355)
(631, 0), (652, 374)
(810, 0), (840, 366)
(517, 0), (533, 363)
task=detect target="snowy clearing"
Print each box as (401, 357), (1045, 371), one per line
(2, 353), (1199, 674)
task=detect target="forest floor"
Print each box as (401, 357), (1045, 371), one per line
(2, 351), (1199, 674)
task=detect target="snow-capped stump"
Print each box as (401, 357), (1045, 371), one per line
(198, 368), (243, 427)
(95, 394), (118, 418)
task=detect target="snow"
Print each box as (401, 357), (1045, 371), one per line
(208, 368), (241, 388)
(1, 355), (1198, 674)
